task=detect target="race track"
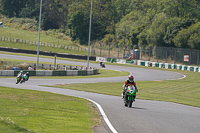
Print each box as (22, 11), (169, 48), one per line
(1, 53), (200, 133)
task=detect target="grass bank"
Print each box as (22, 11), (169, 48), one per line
(1, 52), (199, 108)
(0, 27), (90, 56)
(48, 70), (200, 108)
(0, 86), (100, 133)
(0, 41), (88, 56)
(0, 27), (76, 47)
(0, 55), (130, 133)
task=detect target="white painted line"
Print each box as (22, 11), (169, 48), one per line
(72, 95), (118, 133)
(167, 72), (186, 80)
(86, 98), (118, 133)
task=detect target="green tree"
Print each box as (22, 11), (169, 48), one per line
(173, 22), (200, 49)
(1, 0), (27, 17)
(162, 0), (200, 19)
(68, 11), (89, 44)
(163, 19), (197, 47)
(67, 0), (113, 44)
(19, 0), (39, 18)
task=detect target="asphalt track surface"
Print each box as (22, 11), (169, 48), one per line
(1, 53), (200, 133)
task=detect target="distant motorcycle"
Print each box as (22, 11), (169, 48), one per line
(100, 62), (105, 68)
(16, 72), (29, 84)
(123, 85), (136, 108)
(16, 72), (23, 84)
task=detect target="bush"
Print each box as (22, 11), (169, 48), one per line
(17, 63), (29, 70)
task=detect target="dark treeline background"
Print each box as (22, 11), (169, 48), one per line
(0, 0), (200, 50)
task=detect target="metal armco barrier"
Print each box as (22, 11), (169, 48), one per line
(0, 47), (96, 61)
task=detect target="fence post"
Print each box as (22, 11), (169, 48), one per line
(197, 51), (199, 66)
(189, 50), (192, 65)
(174, 48), (176, 64)
(91, 44), (93, 56)
(182, 49), (184, 64)
(149, 47), (151, 61)
(109, 43), (110, 58)
(100, 42), (101, 57)
(165, 48), (168, 63)
(132, 43), (134, 59)
(118, 44), (119, 59)
(140, 46), (143, 60)
(54, 55), (56, 70)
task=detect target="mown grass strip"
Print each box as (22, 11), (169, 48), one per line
(0, 41), (88, 56)
(1, 52), (200, 108)
(0, 27), (76, 47)
(0, 86), (100, 133)
(48, 70), (200, 108)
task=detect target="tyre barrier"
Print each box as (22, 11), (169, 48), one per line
(96, 57), (200, 73)
(0, 69), (99, 76)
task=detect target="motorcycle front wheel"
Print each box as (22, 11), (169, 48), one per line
(124, 102), (128, 107)
(16, 77), (21, 84)
(128, 96), (133, 108)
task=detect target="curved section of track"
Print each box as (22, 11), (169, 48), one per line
(1, 54), (200, 133)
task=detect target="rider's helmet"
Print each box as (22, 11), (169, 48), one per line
(26, 72), (29, 75)
(128, 75), (134, 82)
(20, 70), (23, 73)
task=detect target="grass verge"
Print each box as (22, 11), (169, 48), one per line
(0, 86), (100, 133)
(1, 51), (200, 108)
(47, 70), (200, 108)
(0, 41), (88, 56)
(0, 27), (76, 47)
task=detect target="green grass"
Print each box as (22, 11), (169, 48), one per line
(48, 70), (200, 108)
(0, 27), (76, 47)
(0, 27), (90, 56)
(0, 86), (100, 133)
(1, 51), (200, 108)
(0, 54), (130, 133)
(0, 41), (89, 56)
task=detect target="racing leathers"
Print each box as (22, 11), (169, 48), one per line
(122, 79), (138, 100)
(20, 72), (29, 84)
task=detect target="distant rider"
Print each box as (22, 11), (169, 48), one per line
(18, 70), (23, 77)
(20, 72), (29, 84)
(122, 75), (138, 100)
(100, 62), (105, 68)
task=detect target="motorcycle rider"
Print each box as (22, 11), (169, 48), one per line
(20, 72), (29, 84)
(100, 62), (105, 68)
(122, 74), (138, 100)
(16, 70), (24, 84)
(17, 70), (24, 77)
(19, 70), (23, 75)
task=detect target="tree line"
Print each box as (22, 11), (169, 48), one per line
(0, 0), (200, 49)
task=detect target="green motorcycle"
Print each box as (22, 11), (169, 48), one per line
(123, 85), (136, 108)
